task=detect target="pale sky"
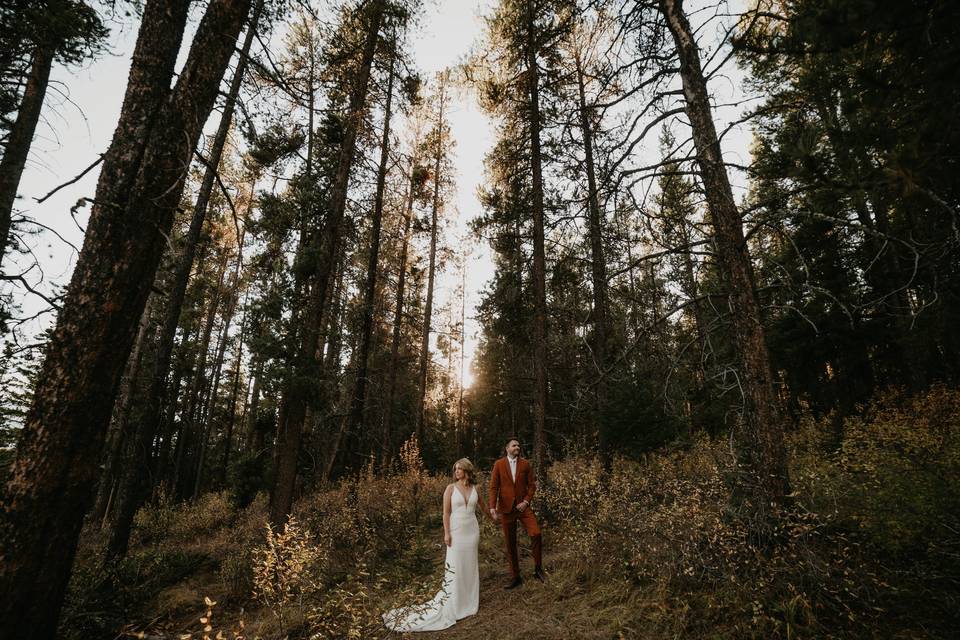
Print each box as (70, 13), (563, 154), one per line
(5, 1), (498, 370)
(3, 0), (752, 389)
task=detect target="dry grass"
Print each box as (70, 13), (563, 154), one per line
(61, 391), (960, 639)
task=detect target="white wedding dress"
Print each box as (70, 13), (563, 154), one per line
(383, 484), (480, 632)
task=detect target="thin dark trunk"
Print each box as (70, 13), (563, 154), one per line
(320, 257), (348, 482)
(574, 52), (609, 458)
(171, 252), (229, 497)
(270, 0), (385, 526)
(659, 0), (789, 516)
(679, 221), (707, 382)
(415, 75), (447, 448)
(347, 44), (395, 446)
(526, 0), (548, 473)
(153, 317), (196, 479)
(92, 295), (156, 525)
(108, 248), (227, 556)
(283, 18), (318, 367)
(0, 43), (54, 264)
(324, 311), (359, 481)
(382, 156), (418, 465)
(192, 274), (239, 500)
(614, 195), (641, 342)
(244, 362), (263, 454)
(220, 292), (249, 484)
(0, 1), (251, 635)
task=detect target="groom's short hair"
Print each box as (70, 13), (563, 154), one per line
(504, 436), (520, 451)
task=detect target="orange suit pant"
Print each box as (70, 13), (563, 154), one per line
(500, 507), (542, 579)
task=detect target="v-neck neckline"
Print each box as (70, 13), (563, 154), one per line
(454, 483), (473, 506)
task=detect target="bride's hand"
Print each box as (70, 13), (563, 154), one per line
(444, 532), (452, 547)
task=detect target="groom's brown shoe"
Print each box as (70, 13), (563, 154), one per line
(534, 567), (545, 582)
(505, 577), (523, 590)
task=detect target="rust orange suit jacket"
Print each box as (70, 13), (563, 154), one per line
(489, 456), (536, 514)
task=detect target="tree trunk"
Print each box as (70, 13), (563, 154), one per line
(526, 0), (549, 473)
(659, 0), (789, 517)
(0, 42), (54, 264)
(243, 360), (263, 453)
(153, 318), (196, 478)
(270, 0), (385, 526)
(613, 195), (642, 342)
(220, 291), (249, 484)
(110, 245), (229, 556)
(346, 41), (395, 447)
(0, 0), (251, 635)
(457, 264), (466, 456)
(174, 252), (229, 491)
(574, 52), (609, 457)
(105, 0), (260, 558)
(192, 272), (240, 500)
(92, 294), (157, 525)
(320, 255), (349, 482)
(382, 155), (418, 465)
(415, 75), (448, 449)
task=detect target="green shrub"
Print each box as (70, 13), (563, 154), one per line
(834, 385), (960, 558)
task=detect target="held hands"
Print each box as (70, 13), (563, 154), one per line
(517, 500), (528, 512)
(489, 508), (499, 522)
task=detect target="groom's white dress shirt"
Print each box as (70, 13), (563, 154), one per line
(508, 455), (518, 482)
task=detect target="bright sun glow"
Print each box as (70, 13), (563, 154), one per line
(461, 363), (475, 389)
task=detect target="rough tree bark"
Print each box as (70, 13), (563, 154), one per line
(659, 0), (789, 516)
(0, 0), (252, 635)
(105, 0), (262, 560)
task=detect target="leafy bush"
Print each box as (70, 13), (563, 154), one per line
(252, 516), (325, 634)
(132, 490), (236, 548)
(831, 385), (960, 558)
(540, 436), (884, 638)
(295, 435), (447, 578)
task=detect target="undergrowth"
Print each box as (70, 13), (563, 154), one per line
(58, 387), (960, 639)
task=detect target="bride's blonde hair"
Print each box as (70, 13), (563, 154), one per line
(452, 458), (476, 485)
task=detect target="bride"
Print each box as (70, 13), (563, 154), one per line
(383, 458), (493, 632)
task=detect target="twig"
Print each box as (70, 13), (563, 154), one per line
(1, 274), (62, 311)
(12, 215), (80, 255)
(34, 154), (104, 204)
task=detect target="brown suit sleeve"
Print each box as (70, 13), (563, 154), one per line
(524, 459), (536, 503)
(489, 460), (500, 511)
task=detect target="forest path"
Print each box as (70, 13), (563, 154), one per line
(381, 525), (644, 640)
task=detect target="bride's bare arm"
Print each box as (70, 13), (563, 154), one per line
(442, 485), (453, 546)
(476, 486), (493, 520)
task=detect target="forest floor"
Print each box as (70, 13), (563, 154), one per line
(68, 492), (958, 640)
(110, 516), (651, 639)
(59, 387), (960, 639)
(64, 488), (959, 640)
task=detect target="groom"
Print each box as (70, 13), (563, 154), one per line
(488, 437), (543, 589)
